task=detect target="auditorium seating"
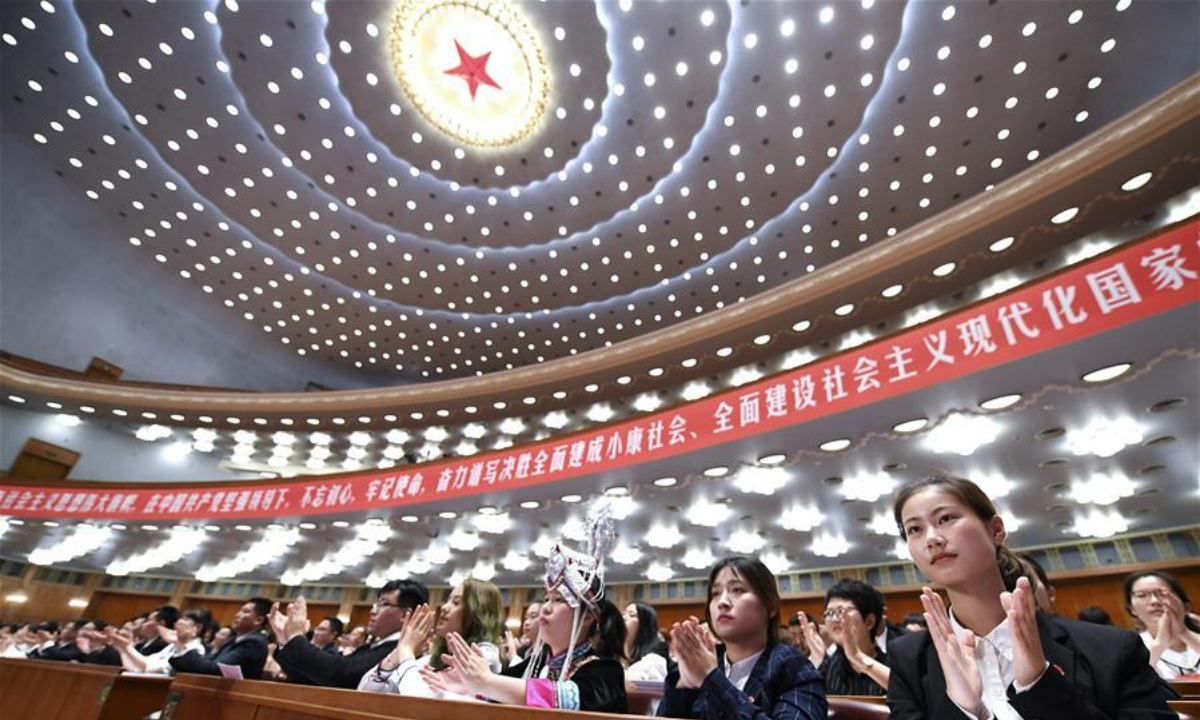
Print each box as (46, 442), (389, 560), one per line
(0, 658), (171, 720)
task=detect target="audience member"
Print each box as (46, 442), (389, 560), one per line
(900, 612), (927, 632)
(339, 625), (367, 656)
(30, 619), (86, 662)
(209, 625), (233, 655)
(809, 579), (889, 695)
(658, 556), (826, 719)
(1077, 606), (1114, 626)
(887, 475), (1177, 719)
(360, 578), (503, 698)
(503, 601), (542, 667)
(169, 598), (270, 679)
(135, 607), (179, 656)
(1015, 551), (1057, 613)
(110, 608), (208, 674)
(1124, 569), (1200, 678)
(624, 602), (670, 682)
(76, 620), (121, 666)
(273, 579), (428, 688)
(311, 616), (344, 654)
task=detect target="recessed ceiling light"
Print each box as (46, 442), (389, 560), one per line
(332, 521), (350, 528)
(561, 494), (583, 503)
(757, 453), (786, 465)
(819, 438), (852, 452)
(1082, 363), (1131, 383)
(933, 262), (956, 277)
(653, 477), (678, 487)
(297, 522), (316, 530)
(989, 236), (1015, 252)
(980, 394), (1022, 411)
(703, 466), (730, 477)
(892, 418), (928, 433)
(604, 486), (629, 496)
(519, 500), (540, 509)
(401, 515), (419, 523)
(438, 511), (458, 519)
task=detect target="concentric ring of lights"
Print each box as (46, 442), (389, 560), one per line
(389, 0), (551, 147)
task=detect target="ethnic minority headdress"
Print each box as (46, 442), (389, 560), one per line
(525, 500), (616, 681)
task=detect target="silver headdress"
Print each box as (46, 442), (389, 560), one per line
(525, 500), (616, 681)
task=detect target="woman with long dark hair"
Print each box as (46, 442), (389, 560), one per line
(1124, 569), (1200, 678)
(625, 602), (669, 680)
(657, 556), (826, 719)
(887, 475), (1177, 719)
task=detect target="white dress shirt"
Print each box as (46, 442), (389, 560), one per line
(1140, 631), (1200, 679)
(722, 648), (765, 692)
(948, 610), (1046, 720)
(358, 641), (500, 700)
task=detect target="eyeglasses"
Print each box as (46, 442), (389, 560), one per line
(822, 607), (858, 620)
(1131, 590), (1174, 601)
(372, 600), (403, 610)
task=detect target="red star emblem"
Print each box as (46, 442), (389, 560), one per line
(443, 39), (502, 101)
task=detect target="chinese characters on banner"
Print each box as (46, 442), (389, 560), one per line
(1, 221), (1196, 520)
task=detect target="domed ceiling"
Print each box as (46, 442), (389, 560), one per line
(2, 0), (1196, 389)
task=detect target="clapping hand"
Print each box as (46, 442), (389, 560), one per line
(797, 611), (827, 667)
(419, 632), (492, 697)
(1000, 577), (1048, 688)
(384, 603), (435, 668)
(268, 596), (310, 645)
(670, 617), (718, 689)
(922, 587), (985, 716)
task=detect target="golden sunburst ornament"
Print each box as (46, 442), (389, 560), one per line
(390, 0), (551, 148)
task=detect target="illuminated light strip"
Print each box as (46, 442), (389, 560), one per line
(28, 524), (112, 565)
(106, 526), (207, 576)
(280, 521), (391, 585)
(195, 526), (300, 582)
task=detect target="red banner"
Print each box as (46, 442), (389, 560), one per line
(2, 220), (1197, 520)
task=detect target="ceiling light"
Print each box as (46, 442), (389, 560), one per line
(892, 418), (928, 433)
(989, 236), (1015, 252)
(933, 262), (956, 277)
(869, 512), (897, 535)
(646, 523), (683, 548)
(781, 505), (822, 532)
(703, 466), (730, 477)
(310, 432), (333, 445)
(1070, 473), (1136, 505)
(586, 404), (614, 423)
(926, 414), (1000, 456)
(683, 547), (716, 569)
(384, 429), (410, 444)
(604, 486), (629, 496)
(1071, 508), (1130, 538)
(811, 533), (850, 557)
(819, 438), (851, 452)
(462, 423), (487, 439)
(136, 425), (172, 442)
(758, 453), (786, 465)
(29, 525), (112, 565)
(5, 592), (28, 604)
(54, 414), (81, 427)
(728, 530), (765, 554)
(681, 382), (711, 401)
(733, 466), (789, 495)
(423, 427), (449, 443)
(519, 500), (540, 509)
(646, 562), (675, 582)
(892, 540), (912, 560)
(474, 513), (513, 534)
(973, 472), (1015, 499)
(1066, 418), (1143, 458)
(1121, 172), (1152, 192)
(842, 472), (897, 502)
(980, 394), (1022, 411)
(447, 529), (481, 551)
(543, 411), (570, 429)
(498, 418), (526, 435)
(633, 394), (662, 412)
(610, 545), (642, 565)
(1082, 363), (1132, 383)
(561, 494), (583, 503)
(653, 477), (677, 487)
(501, 551), (531, 572)
(107, 526), (206, 576)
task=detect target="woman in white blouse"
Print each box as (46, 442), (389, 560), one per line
(624, 602), (669, 681)
(1124, 570), (1200, 679)
(107, 608), (207, 674)
(359, 578), (503, 699)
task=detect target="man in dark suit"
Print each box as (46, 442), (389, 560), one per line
(273, 579), (427, 689)
(134, 606), (179, 657)
(311, 616), (344, 655)
(169, 598), (270, 680)
(887, 611), (1178, 719)
(30, 619), (87, 662)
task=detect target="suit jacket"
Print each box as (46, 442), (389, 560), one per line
(84, 645), (123, 666)
(31, 641), (86, 663)
(135, 637), (168, 656)
(169, 631), (268, 680)
(657, 643), (827, 720)
(274, 635), (397, 689)
(887, 613), (1179, 720)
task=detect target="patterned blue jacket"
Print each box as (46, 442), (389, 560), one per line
(657, 642), (827, 720)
